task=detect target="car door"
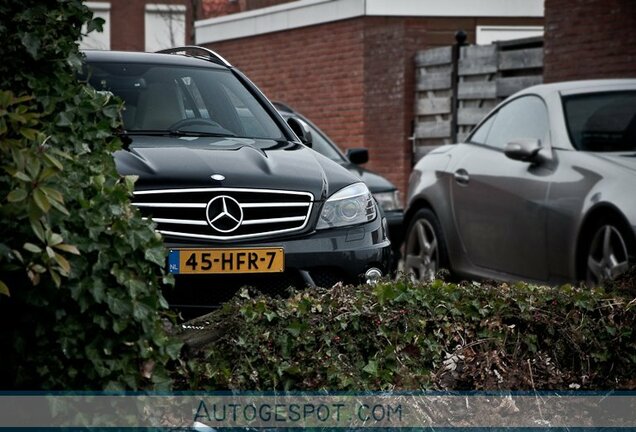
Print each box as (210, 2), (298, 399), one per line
(449, 95), (554, 280)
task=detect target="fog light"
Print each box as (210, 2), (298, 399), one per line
(365, 267), (383, 285)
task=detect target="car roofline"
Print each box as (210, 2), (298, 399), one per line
(82, 48), (230, 70)
(515, 79), (636, 98)
(155, 46), (232, 68)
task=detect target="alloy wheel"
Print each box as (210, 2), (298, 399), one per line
(586, 224), (630, 285)
(405, 218), (439, 282)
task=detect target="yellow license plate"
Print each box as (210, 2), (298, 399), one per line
(168, 248), (284, 274)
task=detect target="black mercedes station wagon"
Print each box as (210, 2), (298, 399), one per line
(83, 47), (390, 307)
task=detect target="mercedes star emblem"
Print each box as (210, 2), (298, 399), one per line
(205, 195), (244, 233)
(210, 174), (225, 181)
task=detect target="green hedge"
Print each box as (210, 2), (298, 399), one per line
(178, 278), (635, 390)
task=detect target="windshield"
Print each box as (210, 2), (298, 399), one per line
(84, 62), (284, 140)
(563, 90), (636, 152)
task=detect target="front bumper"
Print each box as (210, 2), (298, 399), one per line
(162, 216), (391, 308)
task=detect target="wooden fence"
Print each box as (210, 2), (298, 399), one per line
(413, 37), (543, 161)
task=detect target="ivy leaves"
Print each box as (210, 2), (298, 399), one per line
(0, 1), (179, 390)
(0, 91), (75, 291)
(183, 279), (635, 391)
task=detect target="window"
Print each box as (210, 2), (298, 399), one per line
(219, 82), (283, 139)
(563, 91), (636, 152)
(476, 26), (544, 45)
(79, 2), (111, 50)
(144, 4), (186, 52)
(468, 113), (497, 145)
(179, 76), (211, 119)
(484, 96), (549, 150)
(85, 62), (283, 140)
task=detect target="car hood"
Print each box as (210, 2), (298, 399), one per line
(589, 152), (636, 173)
(342, 163), (397, 193)
(114, 136), (360, 201)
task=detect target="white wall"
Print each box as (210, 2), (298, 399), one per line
(145, 4), (187, 52)
(476, 26), (544, 45)
(80, 1), (111, 50)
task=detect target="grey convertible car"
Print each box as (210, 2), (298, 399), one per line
(404, 79), (636, 285)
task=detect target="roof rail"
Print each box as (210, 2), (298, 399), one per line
(156, 46), (232, 68)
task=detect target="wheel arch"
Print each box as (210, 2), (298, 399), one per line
(404, 197), (438, 231)
(575, 202), (636, 280)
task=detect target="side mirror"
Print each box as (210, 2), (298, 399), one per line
(286, 117), (313, 147)
(504, 138), (545, 163)
(346, 148), (369, 165)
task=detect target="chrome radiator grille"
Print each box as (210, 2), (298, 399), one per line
(132, 188), (314, 240)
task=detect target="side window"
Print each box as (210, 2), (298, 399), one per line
(563, 91), (636, 151)
(486, 96), (549, 150)
(468, 113), (497, 145)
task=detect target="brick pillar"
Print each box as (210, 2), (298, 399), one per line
(544, 0), (636, 82)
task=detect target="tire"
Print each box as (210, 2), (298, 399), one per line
(582, 217), (634, 286)
(403, 208), (450, 282)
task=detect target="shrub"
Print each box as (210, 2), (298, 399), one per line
(177, 279), (636, 390)
(0, 0), (179, 389)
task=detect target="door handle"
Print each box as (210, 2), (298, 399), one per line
(454, 169), (470, 185)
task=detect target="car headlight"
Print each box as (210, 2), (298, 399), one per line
(373, 190), (402, 212)
(316, 182), (377, 229)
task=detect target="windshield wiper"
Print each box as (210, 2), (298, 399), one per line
(170, 129), (237, 138)
(123, 129), (236, 138)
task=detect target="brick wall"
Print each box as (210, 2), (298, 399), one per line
(544, 0), (636, 82)
(363, 18), (422, 193)
(204, 16), (541, 196)
(107, 0), (193, 51)
(201, 0), (242, 17)
(208, 19), (367, 150)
